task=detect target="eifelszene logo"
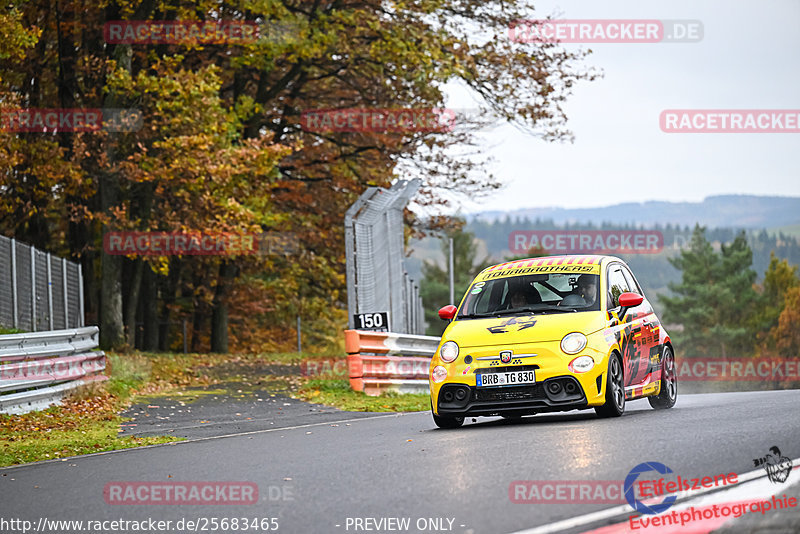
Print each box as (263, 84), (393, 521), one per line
(624, 462), (677, 515)
(753, 446), (792, 484)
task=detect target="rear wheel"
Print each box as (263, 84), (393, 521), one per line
(648, 346), (677, 410)
(595, 353), (625, 418)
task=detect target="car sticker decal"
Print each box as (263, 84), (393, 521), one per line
(486, 316), (537, 334)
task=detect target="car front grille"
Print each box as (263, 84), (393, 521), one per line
(474, 384), (546, 402)
(474, 364), (538, 374)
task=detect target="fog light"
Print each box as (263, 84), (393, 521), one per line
(444, 391), (454, 402)
(565, 381), (577, 394)
(455, 388), (467, 401)
(432, 365), (447, 383)
(569, 355), (595, 373)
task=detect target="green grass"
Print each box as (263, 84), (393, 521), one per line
(0, 327), (25, 335)
(294, 379), (430, 412)
(0, 419), (177, 466)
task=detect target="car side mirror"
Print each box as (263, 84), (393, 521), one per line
(438, 305), (457, 321)
(617, 292), (643, 320)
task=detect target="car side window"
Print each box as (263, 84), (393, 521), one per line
(607, 266), (630, 309)
(621, 267), (641, 295)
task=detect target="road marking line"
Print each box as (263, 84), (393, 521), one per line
(505, 459), (800, 534)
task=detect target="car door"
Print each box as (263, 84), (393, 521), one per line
(606, 264), (647, 389)
(620, 265), (662, 377)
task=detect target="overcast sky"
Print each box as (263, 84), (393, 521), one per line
(437, 0), (800, 213)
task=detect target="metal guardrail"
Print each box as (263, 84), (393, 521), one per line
(345, 329), (439, 395)
(0, 326), (107, 414)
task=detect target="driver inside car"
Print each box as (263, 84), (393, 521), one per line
(576, 274), (598, 306)
(507, 285), (542, 309)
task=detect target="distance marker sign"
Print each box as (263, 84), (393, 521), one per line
(353, 312), (389, 331)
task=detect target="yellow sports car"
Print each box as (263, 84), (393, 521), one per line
(430, 254), (676, 428)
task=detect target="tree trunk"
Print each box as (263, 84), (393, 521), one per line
(210, 261), (236, 353)
(98, 41), (131, 350)
(158, 258), (182, 351)
(124, 259), (143, 347)
(141, 265), (159, 351)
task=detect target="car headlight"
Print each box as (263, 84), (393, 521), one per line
(560, 332), (587, 355)
(432, 365), (448, 383)
(439, 341), (459, 363)
(569, 355), (595, 373)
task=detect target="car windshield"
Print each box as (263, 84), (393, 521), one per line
(457, 272), (601, 318)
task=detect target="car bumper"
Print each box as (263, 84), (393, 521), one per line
(435, 375), (590, 416)
(430, 340), (610, 416)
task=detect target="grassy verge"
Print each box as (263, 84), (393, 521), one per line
(0, 354), (185, 467)
(0, 350), (421, 466)
(294, 379), (429, 412)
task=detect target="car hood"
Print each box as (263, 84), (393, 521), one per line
(444, 312), (607, 347)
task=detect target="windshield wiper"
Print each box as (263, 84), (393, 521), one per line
(490, 306), (577, 316)
(457, 312), (501, 319)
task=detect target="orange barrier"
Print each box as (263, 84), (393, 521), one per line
(344, 330), (439, 396)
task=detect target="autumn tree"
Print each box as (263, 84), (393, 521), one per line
(1, 0), (597, 351)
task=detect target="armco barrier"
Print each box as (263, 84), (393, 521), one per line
(0, 326), (107, 414)
(344, 329), (439, 396)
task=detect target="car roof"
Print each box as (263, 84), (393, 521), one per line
(478, 254), (625, 275)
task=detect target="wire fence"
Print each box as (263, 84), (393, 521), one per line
(345, 180), (425, 334)
(0, 236), (84, 332)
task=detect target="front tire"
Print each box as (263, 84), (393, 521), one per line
(648, 346), (677, 410)
(431, 400), (464, 429)
(432, 412), (465, 429)
(595, 353), (625, 418)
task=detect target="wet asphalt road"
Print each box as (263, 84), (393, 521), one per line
(3, 390), (800, 534)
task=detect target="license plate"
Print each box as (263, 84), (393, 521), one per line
(476, 370), (536, 387)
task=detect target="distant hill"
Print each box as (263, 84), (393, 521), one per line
(469, 195), (800, 230)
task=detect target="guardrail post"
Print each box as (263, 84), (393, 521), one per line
(78, 262), (85, 327)
(30, 246), (36, 332)
(47, 253), (54, 330)
(11, 238), (18, 329)
(62, 258), (69, 328)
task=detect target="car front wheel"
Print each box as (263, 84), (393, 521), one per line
(595, 353), (625, 418)
(432, 412), (465, 429)
(431, 401), (465, 428)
